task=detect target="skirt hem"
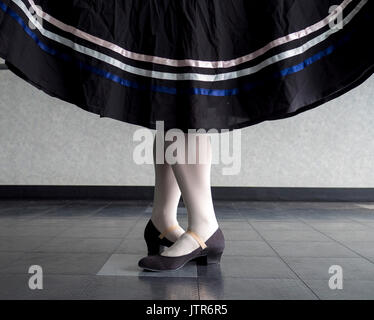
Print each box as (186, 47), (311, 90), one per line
(1, 50), (373, 133)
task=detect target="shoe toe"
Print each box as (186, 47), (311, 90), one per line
(138, 254), (175, 271)
(138, 256), (151, 269)
(138, 255), (164, 270)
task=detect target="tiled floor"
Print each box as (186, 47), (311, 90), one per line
(0, 200), (374, 300)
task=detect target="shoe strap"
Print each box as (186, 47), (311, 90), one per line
(158, 224), (179, 240)
(186, 229), (207, 249)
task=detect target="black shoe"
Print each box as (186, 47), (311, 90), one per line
(139, 228), (225, 271)
(144, 219), (179, 255)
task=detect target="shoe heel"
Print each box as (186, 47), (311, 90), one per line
(195, 251), (223, 265)
(146, 241), (162, 256)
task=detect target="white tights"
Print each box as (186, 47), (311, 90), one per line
(151, 132), (219, 257)
(150, 137), (185, 242)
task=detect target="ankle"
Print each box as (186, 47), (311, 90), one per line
(188, 219), (219, 242)
(150, 217), (184, 242)
(151, 212), (178, 230)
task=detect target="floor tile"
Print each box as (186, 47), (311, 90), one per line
(257, 229), (331, 242)
(37, 237), (122, 253)
(240, 209), (298, 221)
(0, 274), (91, 300)
(115, 238), (148, 254)
(125, 226), (147, 240)
(0, 252), (24, 269)
(0, 201), (28, 210)
(198, 256), (296, 279)
(83, 276), (199, 300)
(97, 253), (197, 278)
(215, 214), (246, 221)
(223, 240), (276, 257)
(0, 252), (111, 275)
(355, 203), (374, 210)
(341, 242), (374, 260)
(250, 221), (313, 231)
(71, 218), (139, 228)
(296, 213), (354, 221)
(219, 221), (255, 230)
(93, 203), (147, 218)
(145, 206), (188, 215)
(222, 229), (262, 241)
(44, 203), (108, 218)
(58, 226), (131, 238)
(10, 218), (75, 227)
(214, 201), (237, 211)
(276, 202), (361, 210)
(233, 202), (279, 210)
(244, 201), (359, 211)
(0, 206), (56, 218)
(198, 278), (317, 300)
(294, 209), (371, 221)
(305, 279), (374, 300)
(0, 200), (66, 208)
(1, 200), (374, 300)
(269, 241), (359, 258)
(0, 236), (53, 252)
(322, 230), (374, 242)
(348, 215), (374, 222)
(304, 221), (371, 232)
(0, 217), (29, 227)
(0, 225), (69, 237)
(284, 257), (374, 280)
(299, 210), (374, 222)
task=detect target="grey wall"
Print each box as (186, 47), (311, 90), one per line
(0, 59), (373, 187)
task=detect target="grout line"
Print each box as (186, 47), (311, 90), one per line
(196, 276), (201, 300)
(29, 202), (114, 252)
(302, 220), (374, 266)
(102, 205), (151, 261)
(347, 218), (374, 228)
(0, 202), (117, 257)
(0, 202), (77, 267)
(49, 201), (114, 218)
(22, 201), (74, 220)
(241, 211), (321, 300)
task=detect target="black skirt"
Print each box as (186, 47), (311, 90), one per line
(0, 0), (373, 131)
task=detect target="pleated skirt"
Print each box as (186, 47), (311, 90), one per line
(0, 0), (373, 131)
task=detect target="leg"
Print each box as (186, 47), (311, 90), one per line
(151, 134), (185, 242)
(162, 133), (219, 257)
